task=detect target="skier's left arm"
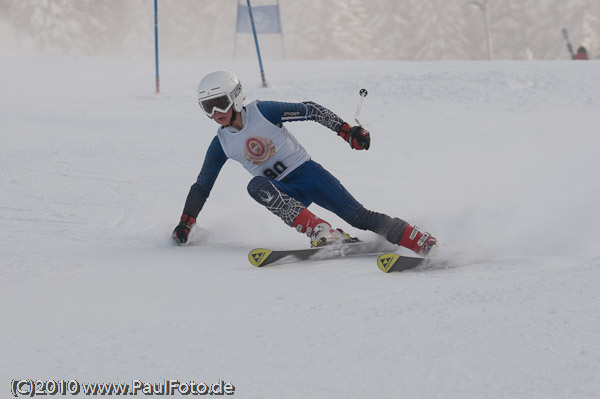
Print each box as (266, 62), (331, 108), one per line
(257, 100), (370, 150)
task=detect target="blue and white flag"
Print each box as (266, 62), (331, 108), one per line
(236, 4), (282, 34)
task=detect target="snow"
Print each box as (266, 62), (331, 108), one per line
(1, 55), (600, 398)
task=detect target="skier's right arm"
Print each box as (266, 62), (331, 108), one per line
(172, 136), (228, 245)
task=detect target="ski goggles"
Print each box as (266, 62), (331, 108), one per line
(199, 93), (233, 117)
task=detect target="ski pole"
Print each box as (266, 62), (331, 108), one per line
(355, 88), (368, 128)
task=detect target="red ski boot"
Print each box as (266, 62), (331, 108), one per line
(292, 209), (356, 247)
(398, 224), (437, 257)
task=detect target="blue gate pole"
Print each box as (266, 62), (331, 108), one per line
(246, 0), (268, 87)
(154, 0), (160, 94)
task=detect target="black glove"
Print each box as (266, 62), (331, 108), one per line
(172, 213), (196, 245)
(337, 122), (371, 150)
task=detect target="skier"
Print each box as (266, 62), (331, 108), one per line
(172, 70), (437, 256)
(574, 46), (589, 60)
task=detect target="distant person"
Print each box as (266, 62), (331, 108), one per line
(574, 46), (589, 60)
(171, 70), (438, 256)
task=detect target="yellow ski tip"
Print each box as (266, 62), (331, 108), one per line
(249, 248), (273, 267)
(377, 253), (400, 273)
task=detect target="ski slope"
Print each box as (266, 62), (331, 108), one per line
(1, 56), (599, 398)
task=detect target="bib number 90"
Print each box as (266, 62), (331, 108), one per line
(263, 161), (287, 179)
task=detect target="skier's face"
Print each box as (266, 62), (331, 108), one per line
(213, 107), (233, 127)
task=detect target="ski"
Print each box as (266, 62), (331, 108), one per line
(562, 28), (575, 59)
(377, 253), (428, 273)
(249, 241), (392, 267)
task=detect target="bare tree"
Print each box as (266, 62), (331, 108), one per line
(469, 0), (494, 60)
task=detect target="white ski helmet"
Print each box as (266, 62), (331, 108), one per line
(197, 70), (245, 117)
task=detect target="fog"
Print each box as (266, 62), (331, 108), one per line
(1, 0), (599, 60)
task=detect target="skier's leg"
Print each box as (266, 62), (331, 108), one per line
(336, 199), (437, 256)
(304, 162), (438, 256)
(247, 175), (308, 227)
(247, 176), (349, 246)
